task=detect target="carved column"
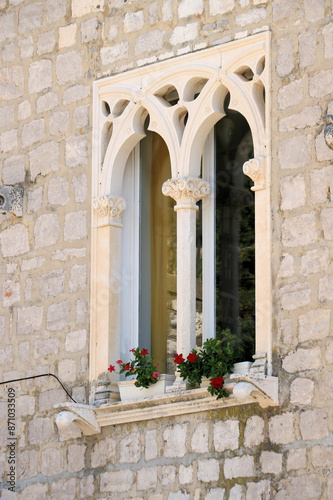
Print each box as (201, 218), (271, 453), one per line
(91, 195), (126, 404)
(162, 178), (210, 387)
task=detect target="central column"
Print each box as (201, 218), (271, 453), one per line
(162, 177), (210, 387)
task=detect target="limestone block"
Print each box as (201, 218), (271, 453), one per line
(197, 458), (220, 482)
(0, 224), (29, 257)
(108, 24), (118, 40)
(145, 430), (158, 461)
(278, 134), (311, 169)
(179, 0), (203, 18)
(279, 106), (321, 133)
(229, 484), (245, 500)
(300, 248), (330, 277)
(18, 3), (43, 34)
(0, 105), (14, 129)
(65, 135), (87, 167)
(298, 309), (330, 342)
(328, 474), (333, 500)
(46, 0), (67, 23)
(68, 444), (86, 472)
(236, 8), (266, 27)
(300, 409), (329, 441)
(19, 450), (37, 480)
(138, 467), (158, 490)
(310, 445), (333, 468)
(72, 0), (104, 17)
(282, 213), (317, 248)
(58, 359), (77, 383)
(30, 141), (60, 180)
(309, 69), (333, 98)
(169, 494), (189, 500)
(278, 253), (294, 278)
(63, 85), (90, 104)
(27, 187), (43, 214)
(321, 208), (333, 240)
(47, 301), (70, 331)
(91, 437), (116, 467)
(282, 347), (321, 373)
(65, 329), (87, 352)
(224, 456), (255, 479)
(56, 51), (83, 85)
(48, 177), (69, 207)
(276, 38), (293, 77)
(325, 341), (333, 363)
(80, 476), (94, 498)
(81, 18), (99, 42)
(278, 79), (303, 110)
(69, 264), (87, 292)
(213, 420), (239, 452)
(76, 299), (87, 324)
(315, 131), (333, 162)
(3, 155), (25, 185)
(49, 111), (69, 136)
(22, 119), (45, 149)
(205, 489), (225, 500)
(209, 0), (235, 15)
(0, 346), (12, 365)
(29, 60), (52, 94)
(71, 386), (86, 404)
(39, 388), (65, 412)
(322, 22), (333, 59)
(120, 433), (142, 463)
(20, 484), (49, 499)
(279, 282), (311, 311)
(74, 105), (89, 129)
(19, 36), (33, 59)
(286, 448), (306, 471)
(260, 451), (282, 474)
(244, 415), (265, 447)
(2, 280), (20, 307)
(319, 371), (333, 400)
(318, 275), (333, 302)
(64, 211), (87, 241)
(100, 42), (129, 65)
(22, 256), (45, 271)
(37, 92), (59, 113)
(0, 317), (4, 340)
(51, 479), (76, 500)
(37, 30), (56, 55)
(280, 174), (305, 210)
(162, 465), (176, 485)
(35, 338), (59, 358)
(164, 424), (187, 457)
(149, 1), (158, 24)
(59, 24), (77, 48)
(0, 128), (17, 153)
(52, 248), (86, 261)
(34, 213), (59, 248)
(272, 0), (300, 22)
(28, 417), (56, 445)
(179, 465), (193, 484)
(41, 448), (64, 476)
(0, 13), (15, 43)
(304, 0), (325, 22)
(72, 174), (88, 202)
(100, 470), (134, 493)
(170, 24), (197, 46)
(162, 0), (173, 21)
(310, 166), (333, 204)
(246, 481), (270, 500)
(0, 66), (24, 100)
(2, 42), (15, 63)
(191, 422), (209, 453)
(17, 306), (43, 335)
(268, 413), (295, 444)
(299, 30), (316, 67)
(124, 11), (144, 33)
(39, 269), (65, 297)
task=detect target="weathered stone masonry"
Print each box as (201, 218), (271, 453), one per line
(0, 0), (333, 498)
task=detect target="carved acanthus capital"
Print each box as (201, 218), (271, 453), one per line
(243, 157), (265, 191)
(162, 177), (210, 210)
(93, 195), (126, 226)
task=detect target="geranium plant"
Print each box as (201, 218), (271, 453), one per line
(174, 329), (241, 399)
(108, 347), (159, 389)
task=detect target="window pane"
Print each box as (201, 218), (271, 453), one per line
(215, 111), (255, 361)
(140, 132), (177, 373)
(196, 199), (203, 348)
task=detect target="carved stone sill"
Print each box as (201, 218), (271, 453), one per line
(54, 380), (278, 437)
(231, 373), (279, 409)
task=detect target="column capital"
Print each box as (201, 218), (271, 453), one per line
(93, 195), (126, 227)
(162, 177), (210, 210)
(243, 157), (265, 191)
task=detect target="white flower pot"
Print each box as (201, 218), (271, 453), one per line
(232, 361), (253, 375)
(118, 374), (175, 401)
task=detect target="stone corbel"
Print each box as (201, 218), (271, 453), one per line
(243, 157), (265, 191)
(0, 186), (23, 217)
(162, 177), (210, 210)
(55, 403), (101, 439)
(92, 194), (126, 227)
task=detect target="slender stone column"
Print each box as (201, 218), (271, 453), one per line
(91, 195), (126, 404)
(162, 178), (210, 387)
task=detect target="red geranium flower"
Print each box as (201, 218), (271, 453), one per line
(187, 353), (197, 363)
(210, 376), (224, 389)
(123, 364), (131, 370)
(152, 371), (159, 379)
(116, 359), (122, 365)
(174, 353), (185, 364)
(108, 365), (115, 373)
(141, 348), (149, 356)
(129, 348), (135, 353)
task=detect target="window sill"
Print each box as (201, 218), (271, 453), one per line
(55, 376), (278, 438)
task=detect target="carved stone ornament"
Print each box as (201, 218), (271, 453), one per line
(93, 195), (126, 223)
(162, 177), (210, 209)
(0, 185), (23, 217)
(243, 157), (265, 191)
(55, 404), (101, 438)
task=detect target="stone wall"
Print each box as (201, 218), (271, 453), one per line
(0, 0), (333, 498)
